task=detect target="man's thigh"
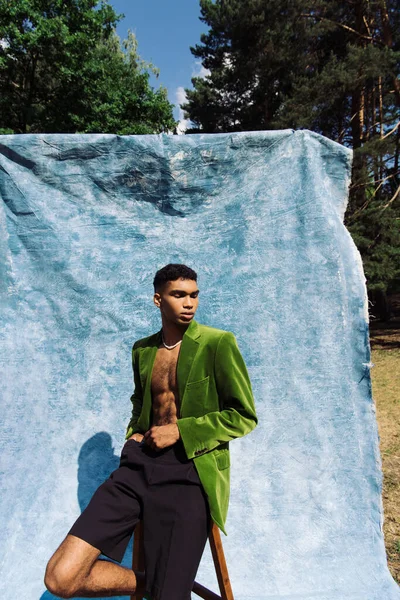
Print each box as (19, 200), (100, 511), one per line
(45, 533), (101, 588)
(66, 462), (144, 563)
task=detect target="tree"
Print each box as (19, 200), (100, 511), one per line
(181, 0), (309, 133)
(274, 0), (400, 315)
(181, 0), (400, 315)
(0, 0), (177, 134)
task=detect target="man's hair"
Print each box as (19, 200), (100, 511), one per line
(153, 263), (197, 293)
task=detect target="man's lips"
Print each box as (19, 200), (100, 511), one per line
(181, 313), (193, 317)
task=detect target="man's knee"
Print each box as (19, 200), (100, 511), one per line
(44, 534), (100, 598)
(44, 559), (78, 598)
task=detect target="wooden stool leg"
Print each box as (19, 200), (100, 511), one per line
(131, 520), (145, 600)
(208, 521), (234, 600)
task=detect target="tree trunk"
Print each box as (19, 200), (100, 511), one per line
(379, 0), (400, 105)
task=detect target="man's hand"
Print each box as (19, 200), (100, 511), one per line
(143, 423), (181, 451)
(127, 433), (145, 442)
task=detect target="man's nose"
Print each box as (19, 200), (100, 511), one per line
(184, 296), (193, 307)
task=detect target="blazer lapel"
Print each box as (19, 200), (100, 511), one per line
(176, 320), (201, 415)
(137, 319), (202, 427)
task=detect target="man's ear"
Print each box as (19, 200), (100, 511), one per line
(153, 292), (161, 308)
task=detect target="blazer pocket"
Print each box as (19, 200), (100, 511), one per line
(215, 449), (230, 470)
(186, 375), (210, 387)
(183, 376), (211, 418)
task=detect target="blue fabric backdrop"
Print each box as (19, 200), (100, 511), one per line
(0, 130), (398, 600)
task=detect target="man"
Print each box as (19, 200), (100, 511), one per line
(44, 263), (258, 600)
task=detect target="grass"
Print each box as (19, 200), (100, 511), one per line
(370, 318), (400, 584)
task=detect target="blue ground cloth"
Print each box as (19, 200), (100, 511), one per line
(0, 130), (399, 600)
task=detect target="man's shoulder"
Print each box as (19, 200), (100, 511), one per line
(197, 322), (234, 342)
(132, 333), (158, 350)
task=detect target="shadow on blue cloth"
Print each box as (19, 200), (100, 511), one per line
(40, 432), (136, 600)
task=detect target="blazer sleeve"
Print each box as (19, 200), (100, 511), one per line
(177, 331), (258, 459)
(125, 343), (144, 440)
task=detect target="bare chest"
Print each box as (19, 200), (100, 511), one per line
(150, 344), (181, 423)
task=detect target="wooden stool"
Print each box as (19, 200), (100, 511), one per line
(130, 520), (234, 600)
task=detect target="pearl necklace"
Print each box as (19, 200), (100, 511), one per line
(161, 332), (182, 350)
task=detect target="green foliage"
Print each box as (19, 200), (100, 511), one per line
(183, 0), (310, 132)
(0, 0), (177, 134)
(182, 0), (400, 303)
(349, 202), (400, 293)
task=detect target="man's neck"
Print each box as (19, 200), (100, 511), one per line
(160, 319), (189, 346)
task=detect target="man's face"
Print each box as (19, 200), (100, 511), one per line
(154, 278), (199, 325)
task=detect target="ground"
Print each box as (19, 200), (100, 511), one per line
(369, 312), (400, 584)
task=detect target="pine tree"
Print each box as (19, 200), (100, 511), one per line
(275, 0), (400, 314)
(182, 0), (309, 133)
(182, 0), (400, 314)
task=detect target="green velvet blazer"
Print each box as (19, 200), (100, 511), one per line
(124, 318), (258, 535)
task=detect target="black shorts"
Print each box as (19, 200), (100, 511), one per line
(68, 437), (211, 600)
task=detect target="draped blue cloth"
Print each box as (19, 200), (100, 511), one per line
(0, 130), (398, 600)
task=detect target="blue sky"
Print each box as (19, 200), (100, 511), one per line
(109, 0), (211, 132)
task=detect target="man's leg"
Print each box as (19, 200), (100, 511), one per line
(44, 440), (146, 598)
(44, 533), (145, 598)
(142, 448), (212, 600)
